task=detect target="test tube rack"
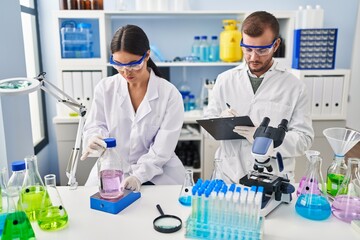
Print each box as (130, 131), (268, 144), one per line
(185, 179), (264, 240)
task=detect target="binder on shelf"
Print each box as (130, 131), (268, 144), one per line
(303, 76), (313, 106)
(331, 76), (344, 115)
(61, 71), (74, 117)
(72, 71), (83, 103)
(312, 76), (323, 116)
(321, 76), (333, 115)
(92, 71), (102, 89)
(82, 71), (93, 111)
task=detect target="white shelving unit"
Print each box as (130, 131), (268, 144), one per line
(53, 10), (295, 184)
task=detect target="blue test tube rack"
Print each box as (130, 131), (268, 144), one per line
(185, 179), (264, 240)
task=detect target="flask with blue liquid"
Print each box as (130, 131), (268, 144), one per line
(178, 169), (195, 206)
(295, 155), (331, 221)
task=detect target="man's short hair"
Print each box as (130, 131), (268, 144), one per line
(241, 11), (280, 39)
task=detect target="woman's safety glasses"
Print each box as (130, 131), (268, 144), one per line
(110, 52), (147, 72)
(240, 38), (277, 56)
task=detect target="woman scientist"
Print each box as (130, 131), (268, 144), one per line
(81, 25), (185, 191)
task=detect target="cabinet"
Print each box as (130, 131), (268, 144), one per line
(53, 10), (295, 184)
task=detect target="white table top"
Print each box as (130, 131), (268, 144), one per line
(31, 185), (359, 240)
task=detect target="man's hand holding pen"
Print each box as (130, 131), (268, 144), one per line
(220, 103), (239, 117)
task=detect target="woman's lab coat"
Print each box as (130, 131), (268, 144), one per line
(204, 60), (314, 183)
(83, 70), (185, 186)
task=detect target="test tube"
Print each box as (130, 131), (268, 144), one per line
(239, 187), (248, 227)
(254, 186), (264, 228)
(232, 187), (241, 226)
(246, 186), (257, 228)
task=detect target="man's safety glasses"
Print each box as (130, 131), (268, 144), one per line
(110, 52), (147, 72)
(240, 38), (277, 56)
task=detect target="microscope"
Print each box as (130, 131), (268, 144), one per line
(239, 117), (295, 216)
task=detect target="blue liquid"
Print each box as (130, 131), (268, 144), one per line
(0, 213), (7, 235)
(295, 194), (331, 220)
(179, 196), (192, 206)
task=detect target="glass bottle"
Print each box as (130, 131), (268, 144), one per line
(295, 155), (331, 221)
(199, 35), (209, 62)
(297, 150), (320, 196)
(209, 36), (219, 62)
(97, 138), (124, 199)
(21, 155), (51, 221)
(178, 169), (195, 206)
(37, 174), (69, 231)
(191, 36), (200, 60)
(331, 158), (360, 223)
(7, 160), (26, 207)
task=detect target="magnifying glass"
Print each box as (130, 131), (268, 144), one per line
(153, 204), (182, 233)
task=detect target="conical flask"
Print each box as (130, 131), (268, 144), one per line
(210, 158), (225, 182)
(37, 174), (68, 231)
(295, 155), (331, 221)
(297, 150), (321, 196)
(21, 155), (51, 221)
(1, 168), (35, 240)
(323, 128), (360, 197)
(331, 158), (360, 223)
(178, 169), (195, 206)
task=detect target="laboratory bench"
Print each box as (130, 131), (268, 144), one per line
(31, 185), (358, 240)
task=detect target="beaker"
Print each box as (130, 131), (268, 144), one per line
(323, 128), (360, 197)
(21, 155), (51, 221)
(331, 158), (360, 223)
(37, 174), (68, 231)
(295, 155), (331, 221)
(297, 150), (321, 196)
(178, 169), (195, 206)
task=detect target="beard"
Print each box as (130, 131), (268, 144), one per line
(247, 55), (274, 75)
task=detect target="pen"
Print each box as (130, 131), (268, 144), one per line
(226, 103), (231, 109)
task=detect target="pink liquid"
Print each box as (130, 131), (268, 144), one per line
(297, 176), (321, 196)
(332, 195), (360, 223)
(99, 169), (124, 199)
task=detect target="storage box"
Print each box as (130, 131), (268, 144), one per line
(90, 190), (141, 214)
(292, 28), (338, 70)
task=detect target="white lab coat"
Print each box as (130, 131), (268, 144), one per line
(204, 60), (314, 183)
(83, 70), (185, 186)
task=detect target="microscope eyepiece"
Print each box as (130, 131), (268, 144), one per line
(278, 119), (288, 132)
(260, 117), (270, 127)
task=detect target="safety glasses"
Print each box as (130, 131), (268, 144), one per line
(110, 52), (147, 72)
(240, 38), (277, 56)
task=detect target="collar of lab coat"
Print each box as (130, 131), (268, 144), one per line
(118, 69), (159, 123)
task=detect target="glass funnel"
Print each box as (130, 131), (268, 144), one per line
(178, 169), (195, 206)
(331, 158), (360, 223)
(21, 155), (51, 221)
(297, 150), (321, 196)
(323, 128), (360, 197)
(37, 174), (69, 231)
(295, 155), (331, 221)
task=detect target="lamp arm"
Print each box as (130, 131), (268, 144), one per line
(36, 72), (86, 189)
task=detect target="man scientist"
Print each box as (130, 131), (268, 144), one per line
(204, 11), (314, 183)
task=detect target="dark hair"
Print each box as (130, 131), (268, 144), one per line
(241, 11), (279, 39)
(110, 24), (163, 78)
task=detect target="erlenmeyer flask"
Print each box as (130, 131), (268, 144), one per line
(1, 168), (35, 240)
(37, 174), (68, 231)
(295, 155), (331, 221)
(297, 150), (320, 196)
(210, 158), (225, 181)
(323, 128), (360, 197)
(331, 158), (360, 223)
(178, 169), (195, 206)
(21, 155), (51, 221)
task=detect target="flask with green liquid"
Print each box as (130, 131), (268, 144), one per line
(37, 174), (68, 231)
(21, 155), (51, 221)
(326, 155), (347, 197)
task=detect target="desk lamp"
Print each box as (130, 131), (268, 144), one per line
(0, 72), (86, 189)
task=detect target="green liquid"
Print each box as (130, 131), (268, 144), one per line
(37, 205), (69, 231)
(327, 173), (345, 196)
(1, 211), (35, 240)
(20, 186), (51, 221)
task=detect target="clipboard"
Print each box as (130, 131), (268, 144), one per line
(196, 116), (254, 140)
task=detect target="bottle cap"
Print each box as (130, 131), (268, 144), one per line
(104, 138), (116, 148)
(211, 36), (218, 40)
(12, 160), (26, 171)
(77, 22), (92, 29)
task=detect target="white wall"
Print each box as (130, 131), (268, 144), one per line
(346, 3), (360, 131)
(0, 0), (34, 170)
